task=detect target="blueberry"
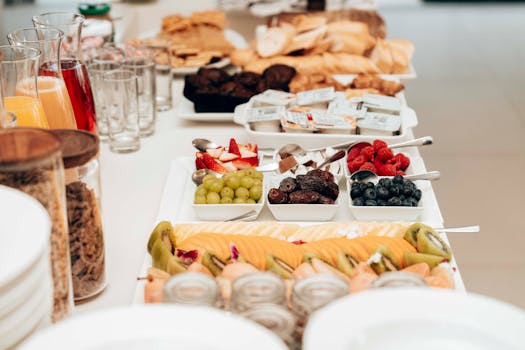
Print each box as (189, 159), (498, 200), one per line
(377, 199), (387, 206)
(366, 182), (375, 189)
(401, 199), (411, 207)
(376, 186), (390, 199)
(408, 198), (419, 207)
(413, 189), (422, 201)
(364, 188), (377, 200)
(378, 178), (392, 188)
(402, 184), (413, 196)
(404, 180), (416, 190)
(389, 185), (400, 196)
(358, 182), (368, 193)
(351, 182), (360, 189)
(387, 197), (402, 206)
(393, 174), (404, 184)
(350, 187), (362, 199)
(353, 198), (365, 206)
(365, 199), (378, 206)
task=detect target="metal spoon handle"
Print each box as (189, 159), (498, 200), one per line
(434, 225), (480, 233)
(403, 171), (441, 181)
(316, 150), (346, 169)
(226, 210), (257, 222)
(309, 141), (356, 152)
(390, 136), (433, 149)
(256, 163), (279, 172)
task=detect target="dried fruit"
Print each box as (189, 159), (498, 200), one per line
(306, 169), (334, 183)
(279, 177), (298, 193)
(297, 175), (325, 193)
(268, 188), (288, 204)
(289, 190), (320, 204)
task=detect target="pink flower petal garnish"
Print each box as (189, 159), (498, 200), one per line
(291, 240), (306, 245)
(229, 243), (240, 262)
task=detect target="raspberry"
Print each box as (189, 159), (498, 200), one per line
(373, 139), (388, 152)
(376, 147), (394, 162)
(360, 146), (375, 161)
(359, 162), (377, 173)
(347, 147), (361, 161)
(396, 170), (406, 176)
(378, 164), (396, 176)
(395, 153), (411, 170)
(373, 158), (384, 171)
(349, 155), (366, 173)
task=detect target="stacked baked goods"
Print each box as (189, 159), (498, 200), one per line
(230, 14), (414, 76)
(138, 11), (235, 69)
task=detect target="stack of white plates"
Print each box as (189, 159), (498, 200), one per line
(20, 305), (288, 350)
(0, 185), (53, 350)
(304, 288), (525, 350)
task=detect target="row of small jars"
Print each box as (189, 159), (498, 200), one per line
(0, 128), (106, 322)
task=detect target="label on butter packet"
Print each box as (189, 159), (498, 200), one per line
(358, 112), (401, 132)
(254, 89), (296, 106)
(247, 106), (285, 122)
(362, 94), (401, 115)
(327, 99), (366, 119)
(297, 87), (335, 106)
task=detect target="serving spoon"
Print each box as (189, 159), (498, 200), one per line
(350, 170), (441, 183)
(192, 138), (219, 152)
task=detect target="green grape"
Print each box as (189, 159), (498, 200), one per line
(202, 174), (217, 183)
(225, 176), (241, 190)
(233, 197), (246, 204)
(195, 185), (207, 197)
(252, 171), (263, 180)
(244, 167), (256, 178)
(236, 170), (246, 177)
(222, 173), (234, 183)
(245, 198), (256, 204)
(194, 195), (207, 204)
(240, 176), (254, 189)
(252, 179), (262, 187)
(249, 185), (262, 201)
(220, 197), (233, 204)
(235, 187), (250, 199)
(206, 192), (221, 204)
(208, 180), (224, 193)
(220, 187), (234, 199)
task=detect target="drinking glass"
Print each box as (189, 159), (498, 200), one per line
(147, 44), (173, 111)
(0, 68), (17, 128)
(0, 45), (49, 128)
(7, 27), (77, 130)
(102, 69), (140, 153)
(87, 61), (121, 140)
(122, 55), (156, 136)
(33, 12), (98, 133)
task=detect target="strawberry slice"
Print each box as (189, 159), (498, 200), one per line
(202, 152), (228, 174)
(247, 143), (258, 153)
(229, 138), (241, 156)
(206, 146), (225, 159)
(223, 162), (237, 172)
(232, 159), (254, 170)
(195, 152), (206, 170)
(219, 152), (240, 162)
(240, 149), (257, 158)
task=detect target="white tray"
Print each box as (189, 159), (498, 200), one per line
(332, 63), (417, 83)
(233, 101), (418, 149)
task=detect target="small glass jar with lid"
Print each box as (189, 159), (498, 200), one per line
(372, 271), (428, 288)
(51, 129), (106, 302)
(0, 128), (74, 322)
(291, 274), (349, 346)
(241, 304), (297, 349)
(162, 272), (219, 307)
(231, 272), (287, 314)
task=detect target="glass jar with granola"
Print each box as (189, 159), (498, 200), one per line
(0, 128), (73, 322)
(51, 129), (106, 302)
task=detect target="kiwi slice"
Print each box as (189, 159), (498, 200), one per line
(151, 239), (172, 271)
(147, 221), (173, 254)
(266, 254), (294, 279)
(416, 230), (452, 260)
(166, 255), (188, 275)
(302, 252), (319, 264)
(368, 246), (400, 275)
(336, 250), (360, 277)
(202, 251), (227, 276)
(404, 252), (445, 269)
(404, 223), (435, 248)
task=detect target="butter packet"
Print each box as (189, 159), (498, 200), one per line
(297, 87), (335, 106)
(362, 94), (401, 115)
(253, 89), (296, 106)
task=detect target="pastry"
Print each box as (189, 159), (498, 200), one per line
(292, 15), (327, 33)
(256, 27), (293, 58)
(369, 38), (393, 73)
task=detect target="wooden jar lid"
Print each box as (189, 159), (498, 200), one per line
(0, 128), (61, 167)
(49, 129), (99, 169)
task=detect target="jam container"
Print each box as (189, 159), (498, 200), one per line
(51, 129), (106, 302)
(78, 3), (115, 43)
(0, 128), (74, 322)
(291, 274), (349, 345)
(231, 272), (287, 313)
(372, 271), (428, 288)
(241, 304), (297, 349)
(162, 272), (219, 307)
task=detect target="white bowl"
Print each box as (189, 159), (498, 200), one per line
(192, 178), (266, 221)
(266, 174), (340, 221)
(0, 186), (50, 290)
(347, 177), (423, 221)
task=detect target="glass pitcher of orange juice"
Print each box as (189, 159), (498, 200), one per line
(0, 45), (49, 128)
(8, 28), (77, 130)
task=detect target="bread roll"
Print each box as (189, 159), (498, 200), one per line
(283, 25), (327, 54)
(386, 39), (414, 74)
(369, 38), (393, 73)
(292, 15), (327, 33)
(256, 27), (293, 58)
(230, 48), (257, 67)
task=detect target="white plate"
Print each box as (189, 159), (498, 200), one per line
(0, 186), (50, 291)
(20, 305), (287, 350)
(177, 95), (234, 122)
(138, 29), (248, 76)
(233, 101), (419, 149)
(304, 288), (525, 350)
(332, 64), (418, 83)
(0, 252), (50, 316)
